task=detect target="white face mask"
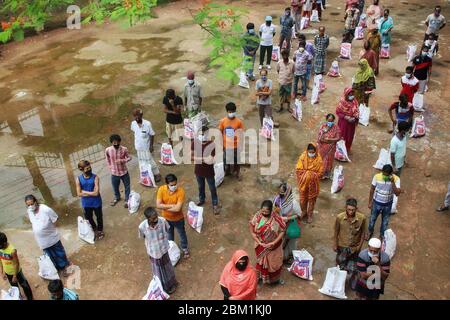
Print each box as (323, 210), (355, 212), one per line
(368, 251), (379, 258)
(421, 51), (428, 56)
(198, 134), (207, 142)
(228, 112), (236, 118)
(188, 79), (194, 85)
(308, 152), (315, 158)
(168, 185), (177, 192)
(405, 73), (412, 78)
(28, 204), (37, 212)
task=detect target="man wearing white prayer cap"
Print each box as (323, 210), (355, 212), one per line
(354, 238), (391, 300)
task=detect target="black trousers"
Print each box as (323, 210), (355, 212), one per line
(7, 270), (33, 300)
(259, 45), (273, 66)
(84, 206), (103, 232)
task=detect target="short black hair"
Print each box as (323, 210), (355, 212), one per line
(285, 7), (291, 11)
(422, 45), (430, 51)
(435, 5), (441, 10)
(24, 194), (37, 203)
(405, 66), (414, 73)
(298, 34), (306, 41)
(246, 22), (254, 30)
(48, 279), (64, 294)
(384, 9), (390, 14)
(201, 126), (209, 133)
(382, 164), (393, 174)
(326, 113), (336, 121)
(165, 173), (177, 184)
(346, 198), (358, 207)
(0, 232), (7, 246)
(225, 102), (237, 112)
(260, 200), (273, 213)
(144, 207), (158, 219)
(109, 134), (121, 143)
(166, 89), (175, 99)
(398, 121), (410, 132)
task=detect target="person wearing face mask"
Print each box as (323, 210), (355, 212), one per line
(279, 7), (294, 54)
(273, 183), (301, 264)
(249, 200), (286, 285)
(367, 164), (401, 241)
(378, 9), (393, 48)
(366, 28), (381, 75)
(400, 66), (419, 103)
(355, 238), (391, 300)
(298, 34), (315, 90)
(219, 250), (257, 300)
(296, 143), (324, 224)
(352, 58), (376, 107)
(24, 194), (73, 277)
(75, 160), (104, 240)
(365, 0), (382, 31)
(276, 49), (295, 113)
(105, 134), (132, 208)
(388, 94), (414, 134)
(313, 26), (330, 75)
(293, 43), (313, 101)
(291, 0), (303, 33)
(389, 121), (410, 177)
(130, 108), (161, 183)
(412, 46), (432, 94)
(344, 4), (360, 44)
(255, 68), (273, 126)
(336, 87), (359, 153)
(258, 16), (276, 70)
(139, 207), (178, 294)
(191, 126), (220, 215)
(163, 88), (184, 147)
(183, 71), (203, 118)
(424, 5), (446, 42)
(156, 174), (189, 258)
(242, 22), (260, 81)
(317, 113), (341, 179)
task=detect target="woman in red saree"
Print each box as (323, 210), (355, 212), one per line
(249, 200), (286, 285)
(317, 114), (341, 179)
(219, 250), (257, 300)
(336, 87), (359, 153)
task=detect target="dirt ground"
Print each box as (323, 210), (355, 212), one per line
(0, 0), (449, 300)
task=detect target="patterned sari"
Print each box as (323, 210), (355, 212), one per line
(336, 87), (359, 152)
(251, 210), (286, 284)
(317, 123), (341, 178)
(295, 143), (324, 201)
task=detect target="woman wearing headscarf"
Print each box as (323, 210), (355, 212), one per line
(360, 41), (378, 74)
(219, 250), (257, 300)
(366, 0), (382, 31)
(296, 143), (324, 224)
(378, 9), (393, 46)
(336, 87), (359, 153)
(249, 200), (286, 285)
(366, 28), (381, 75)
(273, 183), (301, 263)
(352, 59), (376, 107)
(317, 114), (341, 180)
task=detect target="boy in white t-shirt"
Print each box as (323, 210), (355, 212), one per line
(259, 16), (276, 70)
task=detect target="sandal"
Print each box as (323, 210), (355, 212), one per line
(97, 231), (105, 240)
(436, 205), (449, 212)
(183, 250), (190, 259)
(213, 205), (221, 215)
(110, 199), (119, 206)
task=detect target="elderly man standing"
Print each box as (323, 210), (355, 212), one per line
(313, 26), (330, 75)
(333, 198), (366, 289)
(184, 71), (203, 118)
(355, 238), (391, 300)
(139, 207), (178, 294)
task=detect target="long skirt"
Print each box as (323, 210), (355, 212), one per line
(43, 240), (70, 270)
(150, 252), (178, 293)
(317, 142), (336, 178)
(338, 118), (357, 152)
(255, 243), (283, 284)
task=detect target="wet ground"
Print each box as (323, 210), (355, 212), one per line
(0, 0), (449, 300)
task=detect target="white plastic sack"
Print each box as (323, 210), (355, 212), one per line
(327, 60), (341, 77)
(187, 201), (204, 233)
(238, 71), (250, 89)
(260, 117), (275, 141)
(410, 115), (426, 138)
(334, 140), (351, 162)
(406, 44), (416, 62)
(139, 159), (156, 188)
(412, 93), (424, 112)
(1, 287), (21, 300)
(318, 266), (348, 299)
(331, 165), (345, 194)
(168, 240), (181, 267)
(292, 98), (302, 121)
(288, 249), (314, 281)
(77, 216), (95, 244)
(311, 82), (320, 105)
(300, 17), (309, 30)
(311, 9), (320, 22)
(373, 148), (392, 170)
(38, 254), (60, 280)
(355, 26), (364, 40)
(214, 162), (225, 187)
(271, 45), (280, 61)
(291, 25), (297, 38)
(358, 103), (370, 126)
(142, 275), (170, 300)
(160, 143), (178, 165)
(382, 229), (397, 259)
(340, 43), (352, 59)
(128, 190), (141, 214)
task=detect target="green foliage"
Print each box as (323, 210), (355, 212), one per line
(192, 2), (249, 84)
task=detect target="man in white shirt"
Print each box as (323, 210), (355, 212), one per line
(25, 195), (72, 277)
(259, 16), (276, 70)
(130, 108), (161, 182)
(424, 6), (446, 41)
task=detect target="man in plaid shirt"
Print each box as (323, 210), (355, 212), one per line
(105, 134), (132, 208)
(313, 26), (330, 75)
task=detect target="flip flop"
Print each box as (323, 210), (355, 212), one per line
(110, 199), (119, 206)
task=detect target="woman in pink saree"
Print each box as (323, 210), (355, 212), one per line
(366, 0), (382, 31)
(317, 113), (341, 179)
(336, 87), (359, 153)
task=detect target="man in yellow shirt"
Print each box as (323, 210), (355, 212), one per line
(156, 173), (189, 258)
(0, 232), (33, 300)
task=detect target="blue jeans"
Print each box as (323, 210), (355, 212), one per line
(368, 201), (393, 237)
(293, 74), (307, 97)
(167, 219), (188, 251)
(244, 53), (256, 77)
(196, 175), (218, 206)
(111, 172), (130, 201)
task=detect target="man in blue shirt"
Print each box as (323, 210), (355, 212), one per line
(48, 279), (79, 300)
(279, 7), (294, 54)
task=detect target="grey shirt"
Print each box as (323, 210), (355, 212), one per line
(184, 81), (202, 111)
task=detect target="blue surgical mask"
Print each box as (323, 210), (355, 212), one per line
(248, 29), (255, 34)
(228, 112), (236, 118)
(261, 76), (267, 81)
(348, 95), (354, 101)
(327, 121), (334, 127)
(188, 79), (194, 85)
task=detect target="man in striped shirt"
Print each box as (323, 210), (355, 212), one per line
(355, 238), (390, 300)
(105, 134), (132, 208)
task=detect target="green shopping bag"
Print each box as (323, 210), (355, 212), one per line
(286, 219), (301, 239)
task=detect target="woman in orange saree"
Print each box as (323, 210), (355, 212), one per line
(296, 143), (324, 223)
